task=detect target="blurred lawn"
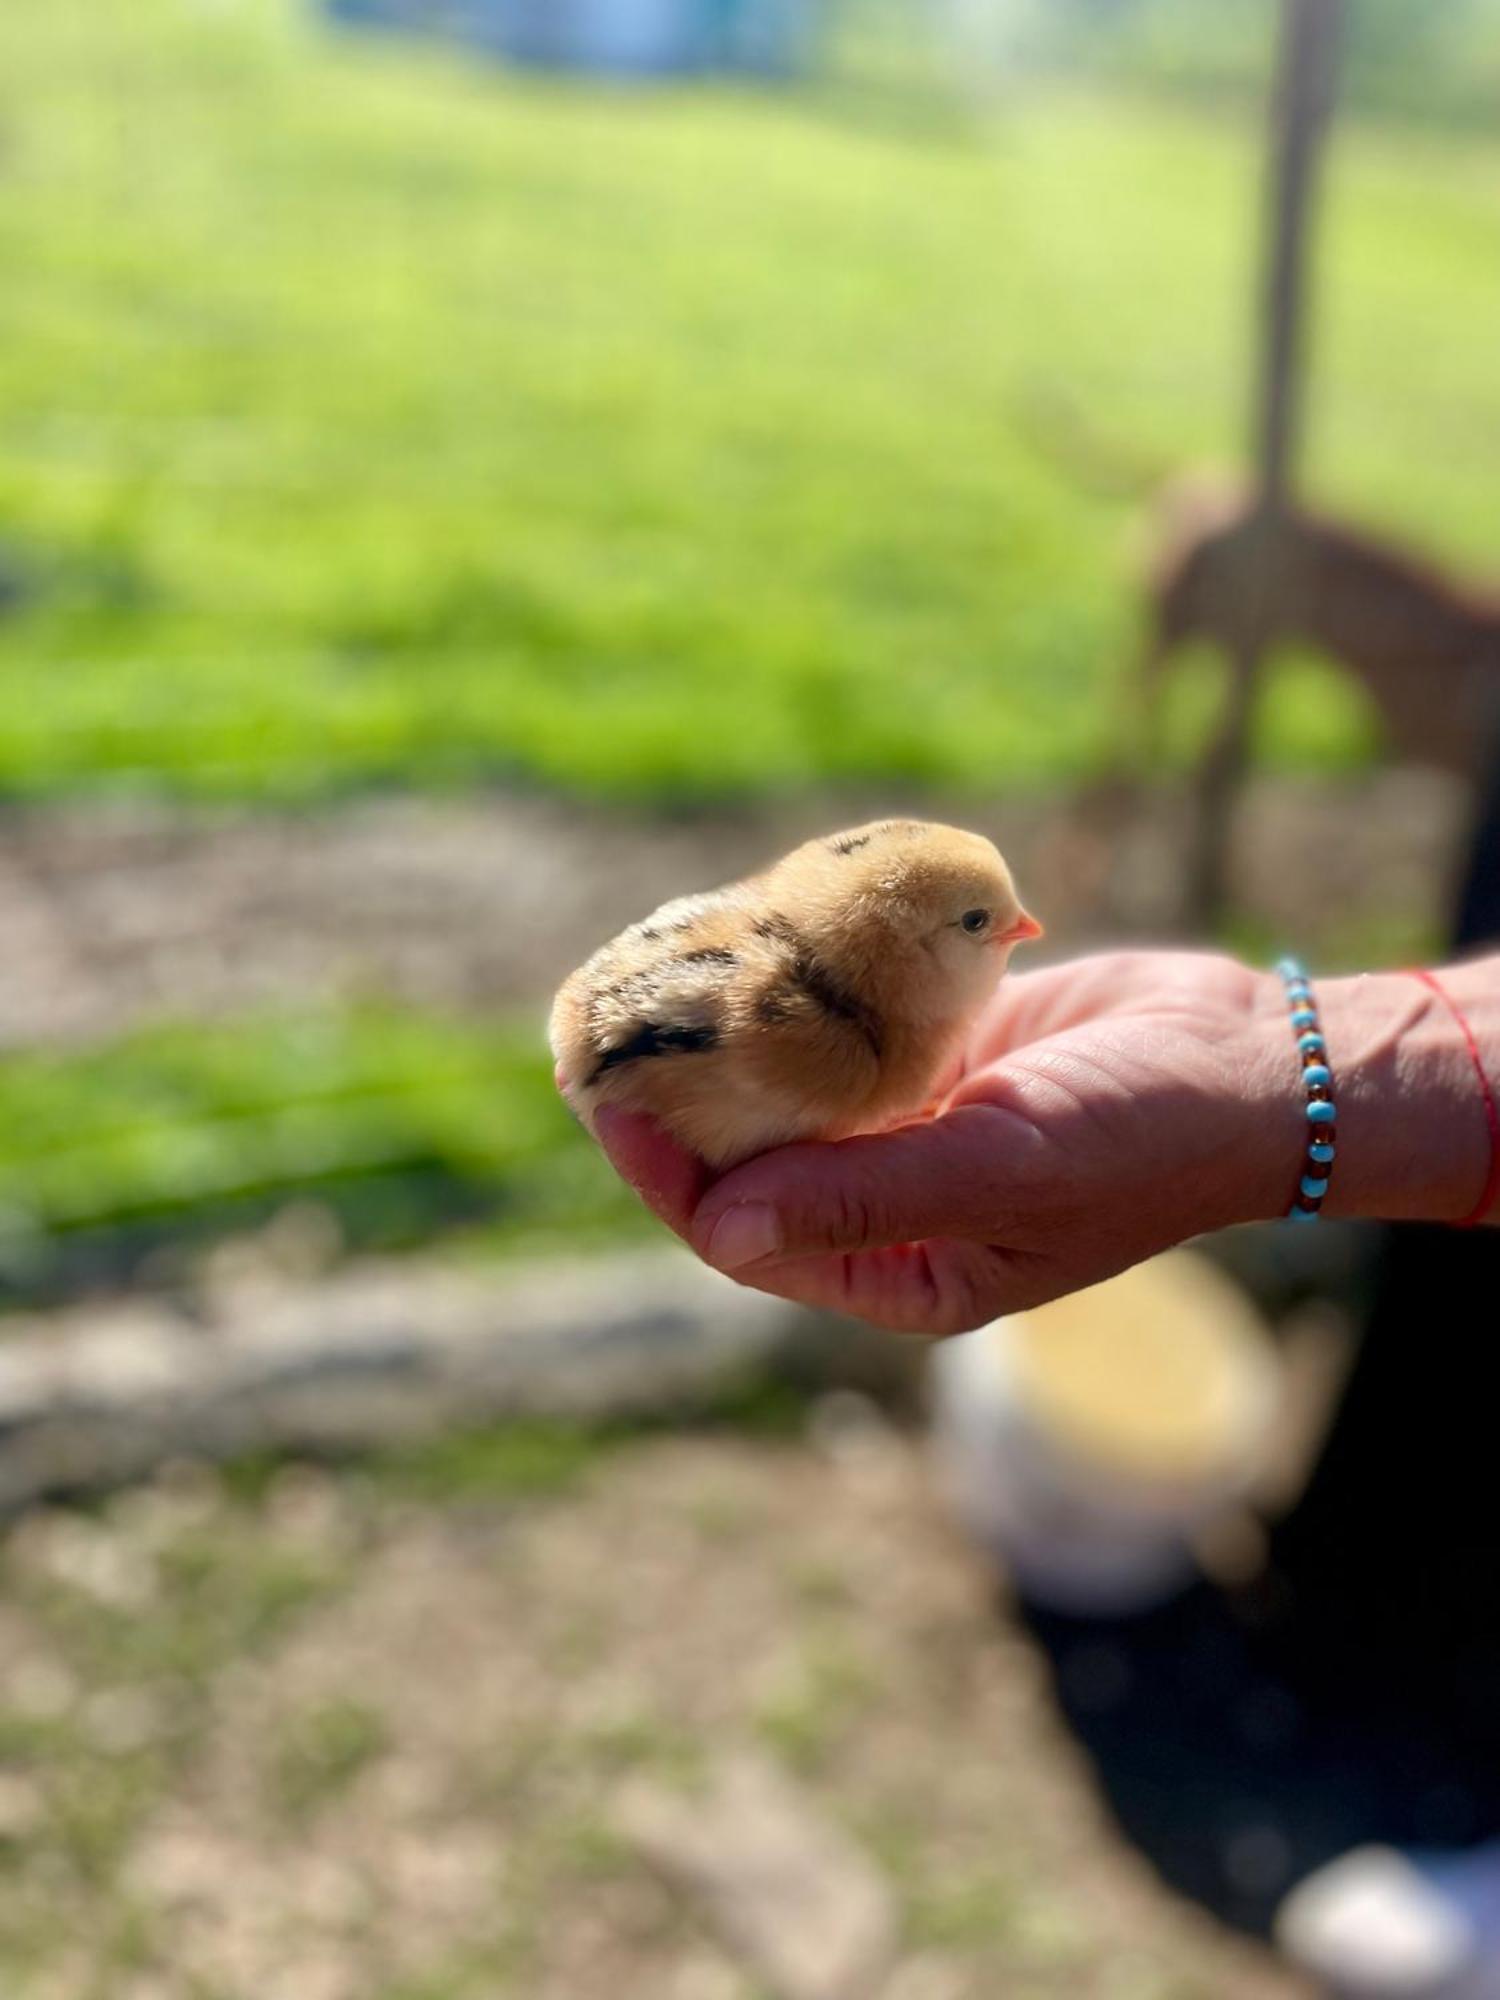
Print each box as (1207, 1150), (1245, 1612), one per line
(0, 1012), (645, 1306)
(4, 0), (1500, 1304)
(4, 0), (1500, 802)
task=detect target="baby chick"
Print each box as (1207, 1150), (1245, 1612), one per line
(550, 819), (1041, 1168)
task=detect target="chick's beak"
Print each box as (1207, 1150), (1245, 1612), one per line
(997, 910), (1044, 945)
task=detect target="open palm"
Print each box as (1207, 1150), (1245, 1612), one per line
(596, 951), (1292, 1335)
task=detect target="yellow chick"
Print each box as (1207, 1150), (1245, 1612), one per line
(550, 819), (1041, 1169)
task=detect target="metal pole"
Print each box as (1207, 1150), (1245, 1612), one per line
(1256, 0), (1344, 513)
(1185, 0), (1343, 926)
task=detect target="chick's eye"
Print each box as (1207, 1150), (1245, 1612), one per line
(960, 908), (991, 935)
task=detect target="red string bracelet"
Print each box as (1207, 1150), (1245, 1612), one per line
(1407, 968), (1500, 1228)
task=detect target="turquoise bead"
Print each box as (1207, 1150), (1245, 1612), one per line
(1278, 958), (1332, 1221)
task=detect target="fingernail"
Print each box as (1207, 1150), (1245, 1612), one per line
(705, 1202), (782, 1271)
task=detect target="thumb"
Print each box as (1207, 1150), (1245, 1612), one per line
(593, 1104), (709, 1236)
(690, 1102), (1041, 1272)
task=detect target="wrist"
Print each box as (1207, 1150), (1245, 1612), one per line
(1244, 961), (1499, 1227)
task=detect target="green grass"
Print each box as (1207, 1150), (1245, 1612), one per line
(3, 3), (1497, 1306)
(371, 1418), (627, 1504)
(0, 1009), (643, 1304)
(368, 1385), (804, 1503)
(5, 0), (1500, 804)
(272, 1696), (389, 1821)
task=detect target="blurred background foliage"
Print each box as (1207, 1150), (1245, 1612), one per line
(2, 0), (1499, 1303)
(984, 0), (1500, 126)
(0, 1017), (638, 1309)
(5, 0), (1500, 804)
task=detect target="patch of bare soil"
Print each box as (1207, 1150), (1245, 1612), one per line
(0, 772), (1464, 1047)
(0, 1427), (1305, 1998)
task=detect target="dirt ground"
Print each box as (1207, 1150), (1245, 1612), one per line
(0, 770), (1463, 1048)
(0, 1420), (1306, 1999)
(0, 775), (1435, 1994)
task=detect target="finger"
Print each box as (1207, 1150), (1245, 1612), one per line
(593, 1105), (709, 1237)
(689, 1101), (1043, 1273)
(716, 1237), (1026, 1338)
(586, 1108), (1003, 1334)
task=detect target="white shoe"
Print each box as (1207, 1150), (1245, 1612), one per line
(1275, 1844), (1500, 1998)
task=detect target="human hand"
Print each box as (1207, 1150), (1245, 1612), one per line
(593, 947), (1500, 1333)
(594, 951), (1308, 1334)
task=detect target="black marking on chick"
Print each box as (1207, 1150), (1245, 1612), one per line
(590, 1018), (720, 1083)
(797, 957), (884, 1058)
(680, 946), (738, 966)
(751, 912), (801, 945)
(828, 833), (872, 856)
(759, 954), (883, 1062)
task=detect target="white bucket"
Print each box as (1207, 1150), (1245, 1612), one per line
(929, 1250), (1278, 1615)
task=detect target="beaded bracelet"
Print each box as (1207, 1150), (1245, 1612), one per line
(1275, 957), (1337, 1222)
